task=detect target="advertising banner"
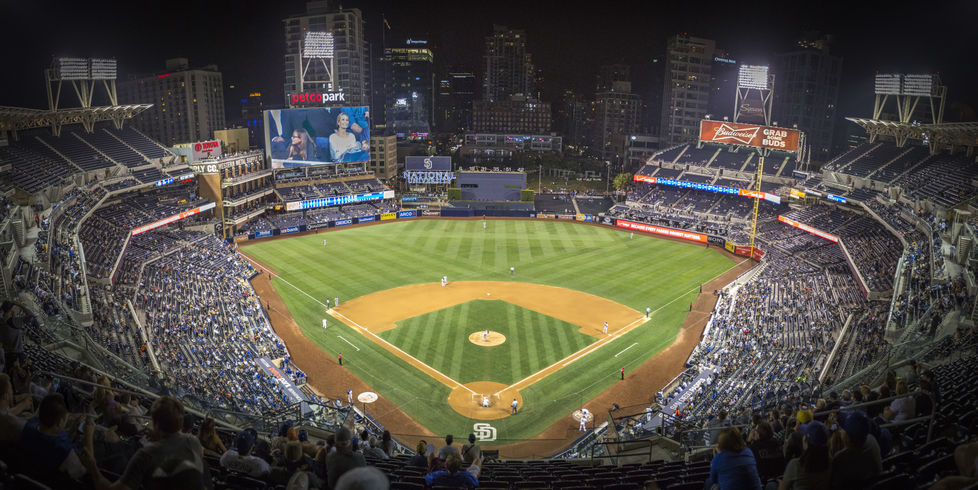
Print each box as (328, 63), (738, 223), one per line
(724, 241), (736, 253)
(334, 218), (353, 227)
(778, 215), (839, 243)
(752, 248), (766, 260)
(380, 212), (397, 221)
(558, 214), (576, 220)
(827, 194), (847, 204)
(254, 230), (273, 239)
(537, 213), (556, 219)
(192, 140), (222, 160)
(790, 189), (807, 199)
(634, 174), (781, 204)
(397, 210), (418, 218)
(421, 209), (441, 217)
(356, 215), (376, 224)
(634, 174), (656, 183)
(405, 156), (452, 171)
(615, 219), (707, 243)
(734, 245), (752, 257)
(401, 196), (419, 202)
(265, 106), (370, 169)
(256, 358), (307, 403)
(699, 120), (801, 152)
(280, 226), (302, 235)
(601, 216), (614, 225)
(131, 202), (216, 236)
(707, 235), (726, 247)
(286, 190), (389, 211)
(308, 222), (330, 230)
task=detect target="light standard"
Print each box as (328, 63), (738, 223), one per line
(605, 161), (611, 193)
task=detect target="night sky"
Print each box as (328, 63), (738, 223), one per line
(2, 0), (976, 121)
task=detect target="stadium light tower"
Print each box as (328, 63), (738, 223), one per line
(46, 57), (118, 110)
(734, 65), (774, 125)
(299, 31), (337, 93)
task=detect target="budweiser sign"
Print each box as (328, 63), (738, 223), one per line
(699, 120), (801, 152)
(709, 123), (760, 145)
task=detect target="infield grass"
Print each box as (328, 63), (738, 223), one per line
(241, 219), (738, 447)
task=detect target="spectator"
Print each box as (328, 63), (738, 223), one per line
(408, 440), (429, 468)
(707, 426), (763, 490)
(830, 411), (882, 490)
(784, 408), (812, 461)
(883, 380), (915, 423)
(363, 436), (389, 460)
(747, 421), (784, 484)
(220, 428), (270, 478)
(82, 395), (207, 490)
(424, 452), (480, 488)
(437, 433), (460, 460)
(197, 418), (227, 457)
(326, 426), (366, 489)
(778, 421), (831, 490)
(379, 430), (393, 458)
(0, 373), (28, 442)
(335, 466), (390, 490)
(19, 393), (87, 482)
(460, 433), (481, 464)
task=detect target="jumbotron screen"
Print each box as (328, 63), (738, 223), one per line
(264, 107), (370, 169)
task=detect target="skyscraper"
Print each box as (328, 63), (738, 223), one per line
(594, 81), (642, 162)
(660, 34), (715, 146)
(483, 25), (535, 102)
(435, 71), (477, 133)
(773, 35), (842, 161)
(119, 58), (226, 146)
(282, 1), (370, 106)
(381, 40), (434, 136)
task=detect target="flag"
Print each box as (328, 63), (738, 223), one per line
(383, 16), (391, 30)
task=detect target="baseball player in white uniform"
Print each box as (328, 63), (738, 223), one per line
(347, 389), (353, 405)
(323, 238), (327, 247)
(483, 329), (489, 342)
(322, 318), (328, 330)
(602, 322), (608, 335)
(579, 408), (590, 431)
(482, 396), (490, 407)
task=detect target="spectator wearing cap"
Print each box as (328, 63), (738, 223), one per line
(830, 411), (882, 490)
(707, 426), (763, 490)
(220, 428), (271, 477)
(778, 421), (831, 490)
(326, 426), (366, 489)
(461, 433), (482, 464)
(784, 408), (813, 460)
(437, 433), (460, 460)
(82, 395), (206, 490)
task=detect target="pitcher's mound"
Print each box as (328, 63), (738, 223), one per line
(468, 331), (505, 346)
(447, 381), (522, 420)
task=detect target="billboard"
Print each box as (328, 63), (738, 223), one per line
(285, 189), (394, 211)
(131, 202), (216, 236)
(632, 175), (781, 205)
(615, 219), (707, 243)
(192, 140), (222, 160)
(699, 120), (800, 152)
(778, 215), (839, 243)
(737, 65), (769, 90)
(265, 107), (370, 169)
(406, 156), (452, 171)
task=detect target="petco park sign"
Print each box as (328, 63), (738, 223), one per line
(289, 92), (346, 105)
(699, 120), (800, 152)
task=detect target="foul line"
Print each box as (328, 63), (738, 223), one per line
(337, 336), (360, 351)
(240, 253), (475, 395)
(615, 343), (638, 358)
(493, 256), (752, 397)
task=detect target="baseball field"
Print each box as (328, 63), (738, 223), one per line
(240, 218), (740, 447)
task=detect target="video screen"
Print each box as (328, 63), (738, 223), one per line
(265, 107), (370, 169)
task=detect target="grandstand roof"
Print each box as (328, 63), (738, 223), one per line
(0, 104), (152, 135)
(846, 117), (978, 152)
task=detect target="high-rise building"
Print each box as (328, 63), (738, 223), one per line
(708, 50), (739, 121)
(773, 35), (842, 161)
(382, 41), (434, 136)
(472, 95), (551, 134)
(118, 58), (226, 146)
(594, 81), (642, 161)
(660, 35), (715, 146)
(483, 25), (535, 102)
(596, 64), (630, 93)
(282, 1), (370, 106)
(369, 134), (397, 179)
(553, 90), (590, 150)
(435, 71), (477, 133)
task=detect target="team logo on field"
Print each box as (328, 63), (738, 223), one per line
(473, 423), (497, 442)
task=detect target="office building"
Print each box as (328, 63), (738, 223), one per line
(660, 35), (715, 146)
(382, 41), (434, 136)
(594, 81), (642, 161)
(118, 58), (226, 146)
(472, 95), (551, 134)
(435, 71), (477, 133)
(773, 35), (842, 161)
(483, 25), (535, 102)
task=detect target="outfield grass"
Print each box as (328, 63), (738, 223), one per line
(241, 219), (737, 444)
(385, 300), (595, 385)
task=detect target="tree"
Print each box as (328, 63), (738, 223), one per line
(613, 172), (633, 191)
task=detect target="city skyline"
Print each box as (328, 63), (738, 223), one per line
(1, 0), (976, 122)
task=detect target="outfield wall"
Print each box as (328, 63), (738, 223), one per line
(239, 210), (764, 260)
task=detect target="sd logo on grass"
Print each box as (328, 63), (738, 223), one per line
(473, 423), (497, 442)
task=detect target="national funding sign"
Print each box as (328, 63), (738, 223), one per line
(699, 120), (800, 152)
